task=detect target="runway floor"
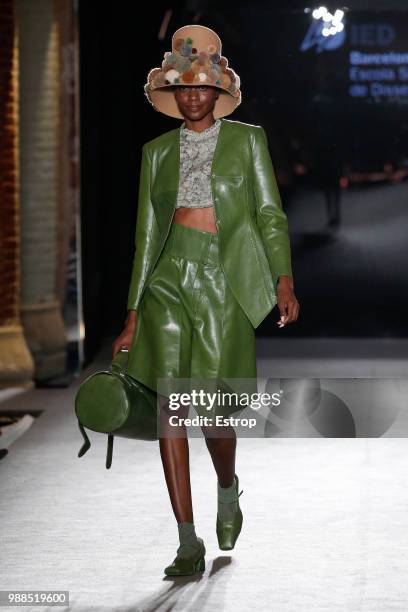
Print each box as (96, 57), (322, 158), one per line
(1, 339), (408, 611)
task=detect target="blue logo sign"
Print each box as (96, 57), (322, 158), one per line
(300, 18), (346, 53)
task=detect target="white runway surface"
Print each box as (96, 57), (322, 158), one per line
(1, 340), (408, 611)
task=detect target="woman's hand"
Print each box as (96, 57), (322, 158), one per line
(275, 276), (299, 327)
(112, 313), (137, 359)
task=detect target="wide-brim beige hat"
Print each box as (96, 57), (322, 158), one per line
(144, 24), (241, 119)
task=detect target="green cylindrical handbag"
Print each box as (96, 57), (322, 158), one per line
(74, 348), (158, 469)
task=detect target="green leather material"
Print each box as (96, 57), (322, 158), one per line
(126, 221), (258, 408)
(164, 537), (206, 576)
(216, 473), (243, 550)
(74, 349), (158, 468)
(127, 118), (293, 329)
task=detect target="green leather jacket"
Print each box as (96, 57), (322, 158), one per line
(127, 117), (293, 329)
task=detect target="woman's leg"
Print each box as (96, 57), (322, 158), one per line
(202, 420), (243, 550)
(158, 393), (206, 575)
(202, 422), (236, 487)
(158, 392), (194, 522)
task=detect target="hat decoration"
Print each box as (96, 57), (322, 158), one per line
(144, 25), (242, 119)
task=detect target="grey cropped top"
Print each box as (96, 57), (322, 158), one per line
(175, 118), (222, 209)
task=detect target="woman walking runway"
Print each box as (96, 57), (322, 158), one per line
(113, 24), (299, 576)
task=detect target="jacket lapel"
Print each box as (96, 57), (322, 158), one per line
(211, 118), (229, 176)
(150, 129), (180, 235)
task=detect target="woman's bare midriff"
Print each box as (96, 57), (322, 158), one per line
(173, 206), (218, 234)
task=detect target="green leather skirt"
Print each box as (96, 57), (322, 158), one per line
(127, 222), (258, 418)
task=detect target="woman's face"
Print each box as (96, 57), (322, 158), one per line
(173, 85), (219, 120)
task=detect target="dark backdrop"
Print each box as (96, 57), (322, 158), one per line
(79, 0), (408, 364)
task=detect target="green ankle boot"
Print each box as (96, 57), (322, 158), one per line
(164, 537), (206, 576)
(216, 474), (243, 551)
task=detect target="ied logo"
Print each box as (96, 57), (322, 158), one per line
(300, 11), (346, 53)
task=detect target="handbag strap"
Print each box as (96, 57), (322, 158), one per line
(110, 347), (129, 375)
(106, 434), (114, 469)
(78, 420), (115, 469)
(77, 420), (91, 456)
